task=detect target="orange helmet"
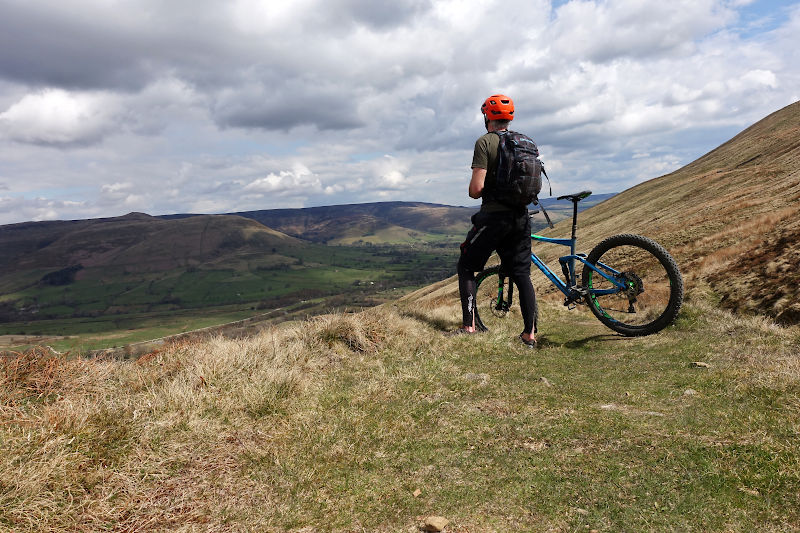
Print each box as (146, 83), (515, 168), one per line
(481, 94), (514, 121)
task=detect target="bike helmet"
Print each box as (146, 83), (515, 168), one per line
(481, 94), (514, 121)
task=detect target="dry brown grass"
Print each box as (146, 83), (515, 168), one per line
(680, 300), (800, 388)
(2, 296), (800, 530)
(0, 306), (431, 532)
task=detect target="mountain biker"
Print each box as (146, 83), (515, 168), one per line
(455, 94), (538, 347)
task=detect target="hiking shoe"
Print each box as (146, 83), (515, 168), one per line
(519, 333), (537, 348)
(446, 327), (478, 337)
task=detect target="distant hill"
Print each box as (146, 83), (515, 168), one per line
(0, 212), (298, 277)
(0, 201), (475, 281)
(163, 202), (476, 244)
(406, 100), (800, 323)
(0, 212), (334, 323)
(0, 202), (472, 326)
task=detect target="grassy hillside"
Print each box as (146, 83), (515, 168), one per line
(2, 300), (798, 531)
(539, 101), (800, 322)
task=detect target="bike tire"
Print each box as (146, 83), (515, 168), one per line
(582, 233), (683, 336)
(474, 266), (515, 332)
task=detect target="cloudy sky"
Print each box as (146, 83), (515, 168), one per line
(0, 0), (798, 225)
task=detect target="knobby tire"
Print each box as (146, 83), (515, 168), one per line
(473, 266), (514, 333)
(582, 233), (683, 336)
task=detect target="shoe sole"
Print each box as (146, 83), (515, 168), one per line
(519, 333), (537, 348)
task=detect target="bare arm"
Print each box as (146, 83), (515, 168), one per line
(468, 167), (486, 199)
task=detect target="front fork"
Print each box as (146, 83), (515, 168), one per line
(495, 273), (514, 314)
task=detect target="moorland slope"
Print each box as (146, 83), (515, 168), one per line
(406, 100), (800, 324)
(575, 100), (800, 322)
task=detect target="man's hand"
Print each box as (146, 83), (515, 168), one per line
(469, 167), (486, 199)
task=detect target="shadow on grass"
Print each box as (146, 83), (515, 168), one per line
(394, 306), (454, 332)
(558, 333), (627, 349)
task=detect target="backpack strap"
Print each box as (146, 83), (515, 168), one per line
(536, 163), (554, 228)
(541, 164), (552, 196)
(541, 203), (554, 229)
(533, 197), (555, 229)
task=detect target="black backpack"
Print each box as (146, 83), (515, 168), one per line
(491, 130), (549, 208)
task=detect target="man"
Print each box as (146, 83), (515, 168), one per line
(455, 94), (538, 347)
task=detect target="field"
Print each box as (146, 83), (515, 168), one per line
(0, 242), (460, 353)
(0, 307), (264, 353)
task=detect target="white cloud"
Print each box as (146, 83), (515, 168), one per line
(0, 195), (88, 223)
(0, 78), (199, 148)
(736, 69), (778, 90)
(243, 163), (323, 196)
(373, 155), (410, 189)
(0, 0), (798, 224)
(0, 89), (116, 146)
(102, 182), (134, 194)
(549, 0), (735, 62)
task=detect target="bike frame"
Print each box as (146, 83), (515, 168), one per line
(528, 198), (628, 299)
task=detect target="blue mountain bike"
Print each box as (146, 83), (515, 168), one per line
(474, 191), (684, 337)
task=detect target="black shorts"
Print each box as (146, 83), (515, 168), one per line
(458, 210), (532, 276)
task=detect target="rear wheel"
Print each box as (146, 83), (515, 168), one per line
(582, 234), (683, 336)
(474, 266), (514, 332)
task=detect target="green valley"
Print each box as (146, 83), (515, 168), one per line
(0, 204), (472, 353)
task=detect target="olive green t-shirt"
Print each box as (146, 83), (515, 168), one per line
(471, 132), (512, 213)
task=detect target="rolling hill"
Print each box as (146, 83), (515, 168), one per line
(0, 212), (299, 276)
(0, 212), (331, 325)
(165, 198), (616, 243)
(0, 204), (472, 342)
(1, 202), (475, 278)
(163, 201), (476, 244)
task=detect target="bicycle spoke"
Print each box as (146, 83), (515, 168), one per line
(474, 267), (515, 332)
(583, 234), (683, 336)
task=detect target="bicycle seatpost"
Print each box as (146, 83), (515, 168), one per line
(571, 199), (579, 241)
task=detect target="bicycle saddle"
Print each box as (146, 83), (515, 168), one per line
(557, 191), (592, 202)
